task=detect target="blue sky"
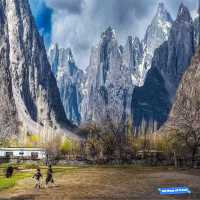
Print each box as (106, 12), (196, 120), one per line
(29, 0), (197, 68)
(29, 0), (53, 47)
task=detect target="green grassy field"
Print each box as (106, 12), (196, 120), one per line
(0, 163), (82, 191)
(0, 164), (32, 191)
(0, 173), (31, 191)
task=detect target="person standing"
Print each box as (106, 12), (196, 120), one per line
(6, 165), (14, 178)
(45, 165), (54, 187)
(33, 168), (43, 189)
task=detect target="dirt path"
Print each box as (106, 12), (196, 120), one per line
(0, 168), (200, 200)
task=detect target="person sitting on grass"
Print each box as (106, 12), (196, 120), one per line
(32, 168), (43, 189)
(6, 165), (14, 178)
(46, 165), (54, 187)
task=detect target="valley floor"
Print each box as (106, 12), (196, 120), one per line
(0, 166), (200, 200)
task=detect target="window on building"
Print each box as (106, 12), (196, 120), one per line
(5, 152), (13, 158)
(31, 152), (38, 159)
(19, 152), (24, 156)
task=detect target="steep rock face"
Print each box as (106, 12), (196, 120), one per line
(122, 36), (143, 85)
(48, 45), (84, 125)
(49, 44), (59, 76)
(83, 27), (134, 124)
(0, 0), (74, 139)
(123, 36), (143, 73)
(121, 3), (172, 87)
(132, 3), (195, 134)
(138, 2), (173, 85)
(132, 65), (171, 134)
(0, 1), (18, 138)
(164, 3), (195, 94)
(81, 46), (99, 121)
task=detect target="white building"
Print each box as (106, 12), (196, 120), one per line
(0, 147), (46, 160)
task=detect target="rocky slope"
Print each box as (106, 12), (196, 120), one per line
(48, 45), (84, 125)
(0, 0), (75, 140)
(132, 3), (195, 134)
(168, 48), (200, 128)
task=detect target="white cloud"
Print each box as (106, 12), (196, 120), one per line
(191, 9), (198, 19)
(45, 0), (84, 13)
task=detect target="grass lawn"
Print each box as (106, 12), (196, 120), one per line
(0, 163), (33, 191)
(0, 173), (31, 191)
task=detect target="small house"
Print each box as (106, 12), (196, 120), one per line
(0, 147), (46, 160)
(137, 150), (164, 159)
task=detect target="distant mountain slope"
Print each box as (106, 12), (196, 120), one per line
(81, 3), (173, 126)
(48, 45), (84, 125)
(132, 3), (195, 134)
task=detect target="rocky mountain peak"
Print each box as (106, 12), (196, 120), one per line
(139, 2), (172, 86)
(66, 48), (74, 63)
(157, 2), (165, 11)
(48, 44), (84, 125)
(49, 45), (77, 76)
(155, 2), (172, 22)
(133, 36), (141, 46)
(176, 3), (192, 23)
(54, 43), (59, 51)
(101, 26), (116, 41)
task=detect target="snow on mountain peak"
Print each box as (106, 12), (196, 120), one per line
(137, 3), (173, 86)
(155, 2), (173, 23)
(156, 3), (165, 16)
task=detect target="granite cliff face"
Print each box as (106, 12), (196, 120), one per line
(82, 27), (134, 124)
(48, 45), (84, 125)
(0, 1), (18, 138)
(132, 3), (195, 134)
(0, 0), (75, 140)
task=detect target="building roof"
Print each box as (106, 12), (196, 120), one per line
(137, 150), (164, 153)
(0, 147), (45, 151)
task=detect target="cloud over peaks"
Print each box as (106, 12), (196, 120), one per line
(45, 0), (85, 14)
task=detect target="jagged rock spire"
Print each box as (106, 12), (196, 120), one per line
(101, 26), (116, 41)
(155, 2), (172, 21)
(48, 44), (84, 125)
(176, 3), (192, 23)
